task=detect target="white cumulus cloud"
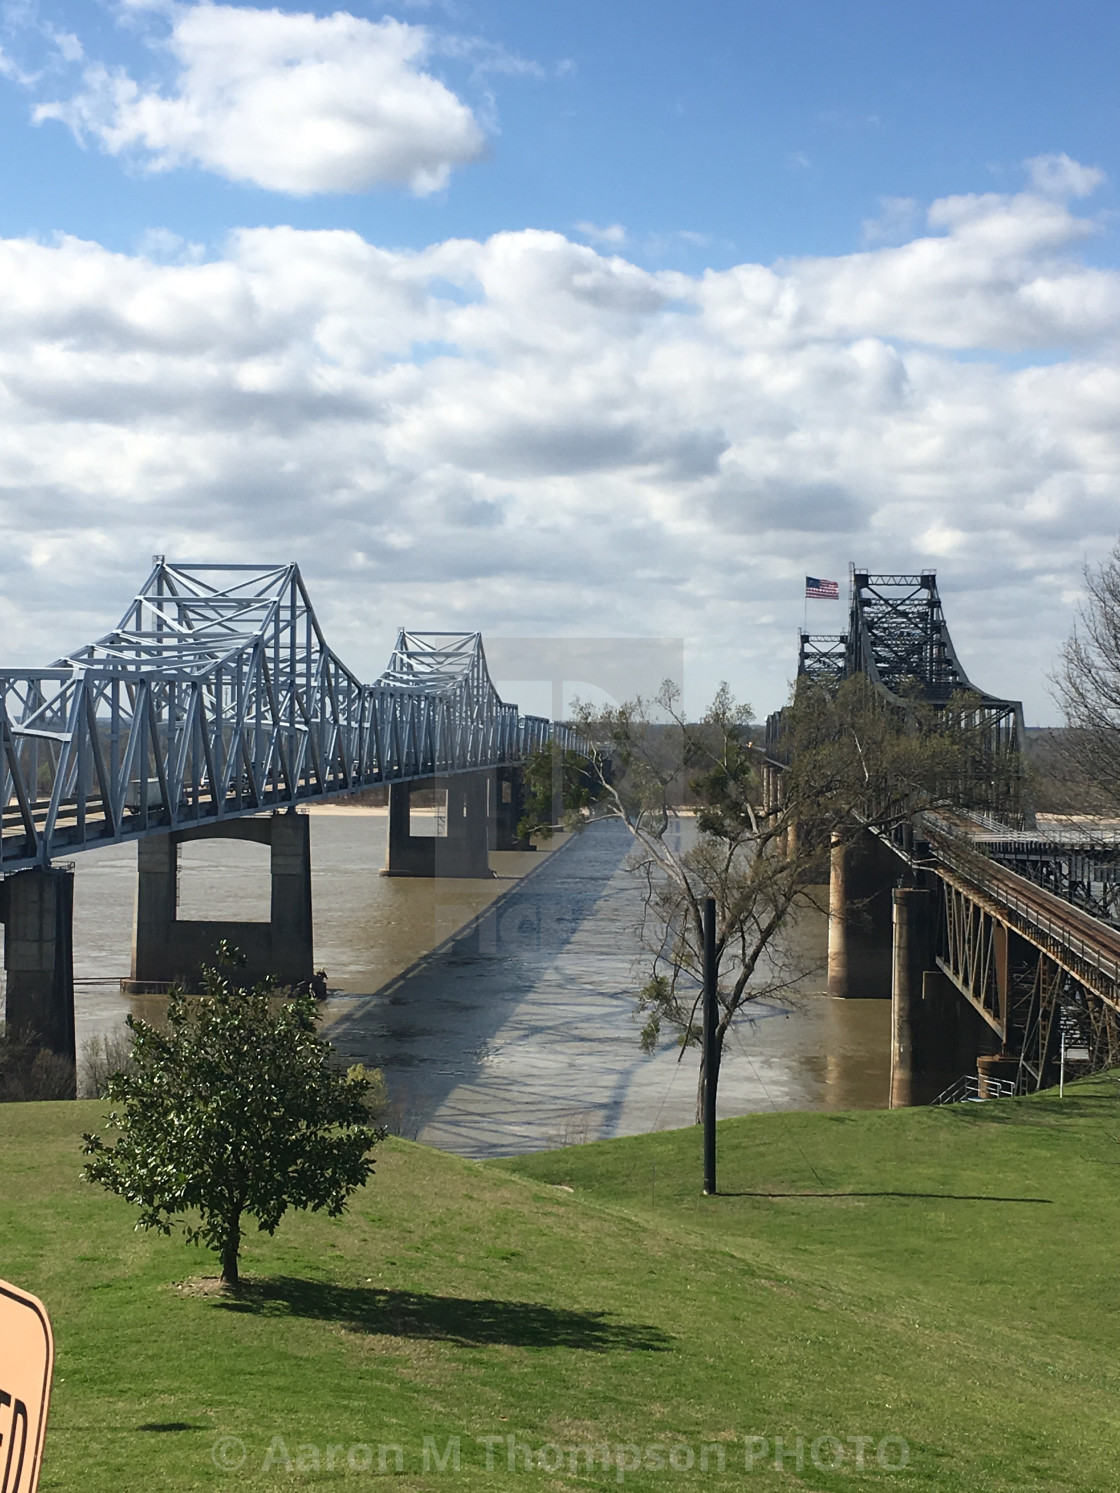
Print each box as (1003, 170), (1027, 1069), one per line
(0, 161), (1117, 723)
(33, 5), (486, 195)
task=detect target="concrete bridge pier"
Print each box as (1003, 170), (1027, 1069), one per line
(827, 828), (897, 999)
(383, 774), (493, 878)
(126, 811), (314, 992)
(762, 764), (779, 817)
(890, 884), (933, 1106)
(0, 866), (76, 1087)
(889, 886), (991, 1106)
(490, 766), (532, 852)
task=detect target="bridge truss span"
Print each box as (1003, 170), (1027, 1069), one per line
(919, 816), (1120, 1087)
(1, 560), (578, 873)
(779, 567), (1026, 823)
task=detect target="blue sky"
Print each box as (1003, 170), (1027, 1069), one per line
(0, 0), (1118, 720)
(5, 1), (1119, 268)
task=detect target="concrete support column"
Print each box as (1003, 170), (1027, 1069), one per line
(1, 866), (76, 1081)
(827, 829), (897, 999)
(127, 811), (314, 991)
(387, 778), (410, 858)
(133, 833), (177, 979)
(489, 766), (532, 851)
(890, 885), (932, 1107)
(762, 765), (777, 816)
(383, 776), (493, 878)
(785, 816), (800, 861)
(827, 832), (849, 998)
(442, 774), (492, 877)
(270, 811), (313, 973)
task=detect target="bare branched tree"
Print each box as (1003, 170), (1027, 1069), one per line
(569, 675), (1002, 1121)
(566, 681), (829, 1120)
(1052, 540), (1120, 811)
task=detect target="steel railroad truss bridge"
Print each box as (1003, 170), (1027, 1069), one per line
(766, 569), (1120, 1104)
(0, 561), (581, 1076)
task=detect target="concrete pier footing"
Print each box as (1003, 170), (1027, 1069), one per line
(124, 810), (314, 992)
(383, 774), (494, 878)
(0, 866), (76, 1082)
(889, 885), (931, 1107)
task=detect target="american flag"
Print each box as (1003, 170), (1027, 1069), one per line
(805, 576), (839, 600)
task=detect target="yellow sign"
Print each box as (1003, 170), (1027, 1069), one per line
(0, 1280), (54, 1493)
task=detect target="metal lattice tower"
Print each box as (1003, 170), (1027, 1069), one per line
(784, 566), (1026, 820)
(845, 571), (974, 702)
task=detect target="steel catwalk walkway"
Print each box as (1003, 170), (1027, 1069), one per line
(1, 561), (578, 873)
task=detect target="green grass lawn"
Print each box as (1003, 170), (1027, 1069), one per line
(3, 1079), (1119, 1490)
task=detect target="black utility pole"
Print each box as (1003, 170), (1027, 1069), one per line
(702, 895), (718, 1196)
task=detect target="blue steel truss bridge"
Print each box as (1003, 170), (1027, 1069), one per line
(1, 559), (578, 874)
(0, 561), (583, 1073)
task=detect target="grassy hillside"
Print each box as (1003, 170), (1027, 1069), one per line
(2, 1081), (1118, 1490)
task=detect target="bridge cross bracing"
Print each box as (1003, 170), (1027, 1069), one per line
(781, 568), (1026, 823)
(905, 814), (1120, 1090)
(1, 560), (577, 874)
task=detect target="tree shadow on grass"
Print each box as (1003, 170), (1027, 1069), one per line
(215, 1276), (673, 1353)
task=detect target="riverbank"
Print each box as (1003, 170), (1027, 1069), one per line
(4, 1076), (1117, 1490)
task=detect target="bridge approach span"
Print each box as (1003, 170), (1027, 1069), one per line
(1, 560), (579, 875)
(901, 814), (1120, 1097)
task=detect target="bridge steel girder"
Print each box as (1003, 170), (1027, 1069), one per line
(922, 822), (1120, 1091)
(935, 877), (1012, 1041)
(0, 561), (582, 873)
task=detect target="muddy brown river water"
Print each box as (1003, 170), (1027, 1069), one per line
(6, 809), (891, 1157)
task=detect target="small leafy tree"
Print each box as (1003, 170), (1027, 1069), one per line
(573, 682), (822, 1120)
(82, 951), (382, 1288)
(517, 744), (604, 840)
